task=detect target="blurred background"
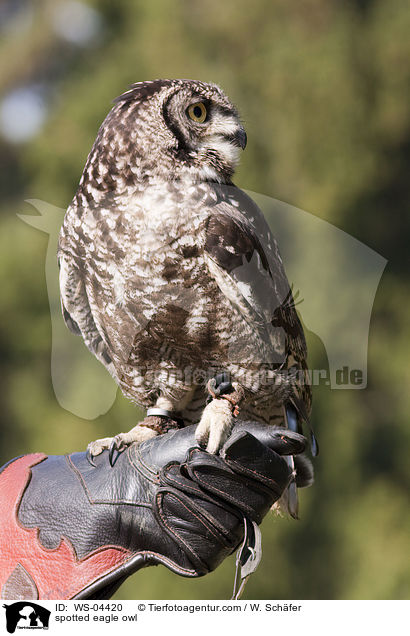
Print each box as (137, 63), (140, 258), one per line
(0, 0), (409, 600)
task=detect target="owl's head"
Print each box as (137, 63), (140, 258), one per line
(85, 79), (247, 191)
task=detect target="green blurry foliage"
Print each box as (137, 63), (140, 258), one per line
(0, 0), (409, 599)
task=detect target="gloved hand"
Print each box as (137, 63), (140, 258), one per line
(0, 421), (313, 600)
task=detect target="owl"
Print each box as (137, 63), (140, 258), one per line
(58, 79), (312, 493)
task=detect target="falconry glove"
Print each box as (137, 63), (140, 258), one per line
(0, 421), (312, 600)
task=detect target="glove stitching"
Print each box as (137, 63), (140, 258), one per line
(156, 491), (228, 564)
(161, 461), (206, 497)
(189, 473), (260, 518)
(66, 455), (153, 506)
(157, 491), (226, 543)
(126, 444), (158, 479)
(225, 458), (285, 488)
(124, 550), (197, 577)
(159, 470), (244, 539)
(129, 445), (161, 483)
(132, 460), (161, 486)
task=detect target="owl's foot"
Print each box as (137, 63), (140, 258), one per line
(86, 414), (185, 466)
(86, 423), (158, 466)
(195, 379), (244, 454)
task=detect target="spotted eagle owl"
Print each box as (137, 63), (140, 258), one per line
(58, 79), (312, 468)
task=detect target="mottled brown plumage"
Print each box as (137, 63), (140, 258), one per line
(58, 79), (311, 456)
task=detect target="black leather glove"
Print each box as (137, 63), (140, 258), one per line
(0, 422), (312, 600)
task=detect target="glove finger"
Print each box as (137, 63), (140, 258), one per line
(185, 440), (292, 523)
(221, 431), (293, 490)
(154, 487), (243, 575)
(228, 423), (307, 456)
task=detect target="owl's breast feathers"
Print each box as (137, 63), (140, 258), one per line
(58, 182), (311, 420)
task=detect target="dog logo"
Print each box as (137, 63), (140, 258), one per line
(2, 602), (50, 633)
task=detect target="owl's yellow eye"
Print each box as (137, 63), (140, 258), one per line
(187, 102), (207, 123)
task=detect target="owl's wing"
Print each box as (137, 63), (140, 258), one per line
(58, 252), (115, 368)
(203, 186), (311, 420)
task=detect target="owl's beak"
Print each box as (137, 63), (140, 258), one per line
(232, 127), (247, 150)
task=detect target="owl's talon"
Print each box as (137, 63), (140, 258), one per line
(87, 425), (158, 466)
(86, 436), (114, 459)
(108, 437), (121, 466)
(85, 448), (96, 467)
(108, 433), (135, 466)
